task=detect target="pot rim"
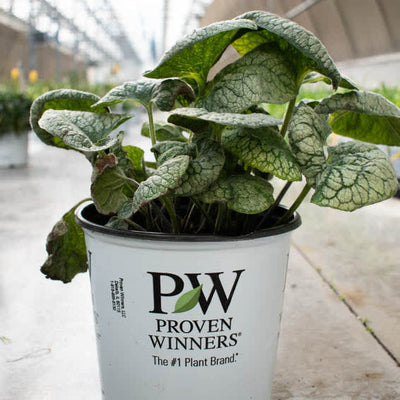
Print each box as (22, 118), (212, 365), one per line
(76, 201), (301, 242)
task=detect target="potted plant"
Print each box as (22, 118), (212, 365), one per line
(0, 89), (32, 168)
(29, 11), (400, 400)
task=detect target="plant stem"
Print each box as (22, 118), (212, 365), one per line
(279, 97), (296, 137)
(276, 184), (311, 226)
(256, 181), (293, 230)
(183, 203), (196, 232)
(214, 203), (226, 234)
(192, 199), (214, 231)
(146, 104), (157, 146)
(124, 218), (146, 231)
(161, 197), (180, 234)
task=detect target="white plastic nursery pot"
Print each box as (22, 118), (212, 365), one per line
(0, 131), (29, 168)
(76, 202), (301, 400)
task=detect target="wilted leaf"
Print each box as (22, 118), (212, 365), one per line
(315, 91), (400, 145)
(38, 109), (130, 152)
(91, 164), (130, 215)
(288, 103), (331, 186)
(173, 285), (203, 313)
(196, 44), (298, 112)
(222, 127), (302, 181)
(311, 142), (398, 211)
(40, 201), (88, 283)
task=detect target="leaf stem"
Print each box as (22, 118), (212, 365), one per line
(161, 197), (180, 234)
(276, 184), (311, 226)
(279, 97), (296, 138)
(146, 104), (157, 146)
(214, 203), (226, 234)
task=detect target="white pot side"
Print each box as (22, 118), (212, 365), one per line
(76, 203), (301, 400)
(0, 131), (29, 168)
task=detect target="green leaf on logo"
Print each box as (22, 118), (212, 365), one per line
(173, 285), (203, 313)
(93, 78), (195, 111)
(222, 127), (302, 181)
(144, 19), (257, 91)
(232, 11), (341, 89)
(38, 109), (130, 152)
(40, 201), (88, 283)
(315, 91), (400, 146)
(311, 142), (398, 211)
(196, 44), (298, 113)
(288, 103), (332, 187)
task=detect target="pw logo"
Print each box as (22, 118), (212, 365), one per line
(147, 270), (245, 315)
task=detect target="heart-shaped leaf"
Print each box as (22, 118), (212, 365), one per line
(196, 44), (298, 113)
(144, 19), (257, 91)
(173, 285), (203, 313)
(222, 127), (302, 181)
(38, 110), (130, 152)
(129, 155), (191, 215)
(93, 78), (195, 111)
(198, 175), (274, 214)
(30, 89), (108, 148)
(141, 121), (187, 142)
(315, 91), (400, 145)
(40, 201), (88, 283)
(288, 103), (332, 187)
(311, 142), (398, 211)
(169, 107), (282, 132)
(233, 11), (341, 89)
(173, 139), (225, 196)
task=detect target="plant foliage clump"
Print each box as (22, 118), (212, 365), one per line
(29, 11), (400, 282)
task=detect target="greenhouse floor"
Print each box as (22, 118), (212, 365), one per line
(1, 132), (400, 399)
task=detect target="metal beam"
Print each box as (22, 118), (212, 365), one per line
(284, 0), (327, 19)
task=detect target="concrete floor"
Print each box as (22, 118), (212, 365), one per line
(1, 131), (399, 399)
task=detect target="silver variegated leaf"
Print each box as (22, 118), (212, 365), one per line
(196, 44), (298, 112)
(288, 103), (331, 187)
(222, 127), (302, 181)
(93, 78), (195, 111)
(233, 11), (341, 89)
(38, 109), (130, 152)
(130, 155), (190, 214)
(198, 175), (274, 214)
(30, 89), (108, 148)
(174, 140), (225, 196)
(169, 107), (281, 131)
(311, 142), (398, 211)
